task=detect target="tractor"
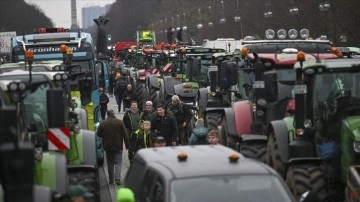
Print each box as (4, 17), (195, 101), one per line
(203, 29), (342, 162)
(266, 54), (360, 201)
(0, 79), (65, 202)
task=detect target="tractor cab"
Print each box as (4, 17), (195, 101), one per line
(267, 55), (360, 201)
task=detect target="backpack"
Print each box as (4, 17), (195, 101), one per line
(194, 136), (208, 145)
(116, 79), (128, 93)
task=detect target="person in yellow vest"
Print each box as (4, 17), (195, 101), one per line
(132, 120), (155, 154)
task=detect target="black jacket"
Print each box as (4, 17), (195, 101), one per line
(151, 112), (178, 144)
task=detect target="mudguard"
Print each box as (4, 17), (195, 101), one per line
(68, 129), (97, 168)
(81, 129), (97, 168)
(222, 107), (237, 137)
(233, 100), (252, 136)
(148, 74), (160, 89)
(34, 185), (52, 202)
(174, 82), (198, 98)
(198, 88), (208, 114)
(164, 76), (182, 97)
(74, 108), (88, 130)
(35, 152), (68, 195)
(269, 120), (289, 163)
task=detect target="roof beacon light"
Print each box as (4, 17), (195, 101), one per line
(60, 44), (68, 54)
(288, 29), (298, 39)
(25, 50), (34, 61)
(277, 29), (287, 39)
(265, 29), (275, 39)
(300, 29), (310, 39)
(229, 153), (240, 163)
(297, 51), (306, 62)
(177, 152), (188, 161)
(241, 47), (249, 56)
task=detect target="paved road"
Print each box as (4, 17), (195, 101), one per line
(99, 94), (130, 202)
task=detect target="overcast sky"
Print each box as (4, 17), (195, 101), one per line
(24, 0), (115, 28)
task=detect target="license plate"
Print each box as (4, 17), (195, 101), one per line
(294, 85), (307, 94)
(253, 81), (265, 88)
(209, 66), (218, 71)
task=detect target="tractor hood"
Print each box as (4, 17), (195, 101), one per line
(174, 82), (199, 98)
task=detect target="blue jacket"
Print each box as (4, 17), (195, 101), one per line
(189, 126), (209, 145)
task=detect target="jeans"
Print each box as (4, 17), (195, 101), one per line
(100, 105), (107, 120)
(115, 95), (122, 112)
(105, 150), (123, 183)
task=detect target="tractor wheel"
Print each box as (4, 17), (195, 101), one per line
(239, 142), (267, 163)
(136, 81), (146, 112)
(206, 112), (222, 130)
(68, 168), (100, 202)
(266, 131), (286, 178)
(149, 86), (159, 108)
(220, 117), (238, 148)
(286, 164), (327, 201)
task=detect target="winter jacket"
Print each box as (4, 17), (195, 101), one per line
(167, 103), (192, 124)
(97, 115), (130, 151)
(151, 112), (178, 145)
(140, 109), (155, 122)
(123, 109), (141, 134)
(100, 92), (109, 106)
(189, 126), (209, 145)
(132, 129), (155, 153)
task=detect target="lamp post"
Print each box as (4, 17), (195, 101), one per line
(197, 9), (203, 30)
(208, 6), (214, 27)
(319, 1), (332, 41)
(182, 13), (187, 31)
(171, 16), (175, 33)
(234, 0), (243, 38)
(219, 1), (226, 24)
(176, 14), (181, 31)
(264, 0), (273, 18)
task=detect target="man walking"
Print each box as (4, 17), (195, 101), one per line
(97, 110), (130, 185)
(99, 87), (109, 120)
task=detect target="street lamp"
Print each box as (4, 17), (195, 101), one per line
(340, 34), (347, 43)
(234, 0), (243, 38)
(319, 1), (331, 12)
(182, 13), (188, 31)
(289, 0), (299, 15)
(197, 8), (203, 29)
(176, 15), (181, 31)
(264, 0), (273, 18)
(220, 1), (226, 24)
(208, 6), (213, 27)
(171, 17), (175, 32)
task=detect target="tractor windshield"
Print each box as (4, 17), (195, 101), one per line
(313, 72), (360, 108)
(23, 82), (51, 132)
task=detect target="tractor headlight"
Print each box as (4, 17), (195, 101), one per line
(73, 124), (80, 134)
(34, 147), (43, 161)
(354, 142), (360, 153)
(257, 98), (267, 106)
(304, 119), (312, 128)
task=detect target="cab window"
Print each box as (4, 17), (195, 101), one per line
(143, 170), (165, 202)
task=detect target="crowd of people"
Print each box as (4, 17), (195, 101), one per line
(97, 71), (221, 186)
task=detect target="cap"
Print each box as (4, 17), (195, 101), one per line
(154, 136), (165, 142)
(145, 101), (153, 106)
(116, 188), (135, 202)
(67, 185), (94, 199)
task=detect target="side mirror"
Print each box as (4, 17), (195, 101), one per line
(47, 88), (65, 128)
(116, 188), (135, 202)
(263, 71), (278, 102)
(78, 78), (93, 106)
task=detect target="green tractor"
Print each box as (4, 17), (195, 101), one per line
(267, 56), (360, 201)
(0, 69), (68, 201)
(0, 62), (100, 201)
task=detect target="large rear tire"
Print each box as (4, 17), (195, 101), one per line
(266, 131), (286, 178)
(240, 142), (267, 163)
(149, 86), (159, 108)
(286, 164), (327, 201)
(206, 112), (222, 130)
(136, 80), (146, 112)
